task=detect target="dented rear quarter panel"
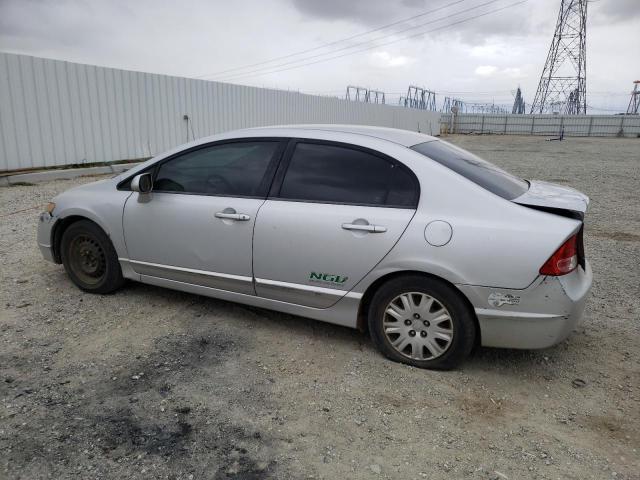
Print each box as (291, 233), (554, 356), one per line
(350, 147), (583, 294)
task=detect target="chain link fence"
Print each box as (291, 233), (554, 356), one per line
(440, 113), (640, 137)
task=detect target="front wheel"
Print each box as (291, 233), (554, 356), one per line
(60, 220), (125, 294)
(368, 275), (476, 370)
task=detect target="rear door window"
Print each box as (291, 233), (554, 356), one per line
(411, 140), (528, 200)
(277, 142), (419, 207)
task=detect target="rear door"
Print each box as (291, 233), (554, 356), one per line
(253, 140), (419, 308)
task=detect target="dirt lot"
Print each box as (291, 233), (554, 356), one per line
(1, 135), (638, 480)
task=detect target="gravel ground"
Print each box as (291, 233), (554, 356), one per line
(1, 135), (638, 480)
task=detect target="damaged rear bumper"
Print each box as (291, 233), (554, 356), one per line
(457, 260), (592, 349)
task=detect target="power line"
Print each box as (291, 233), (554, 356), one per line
(195, 0), (470, 79)
(216, 0), (528, 82)
(214, 0), (509, 82)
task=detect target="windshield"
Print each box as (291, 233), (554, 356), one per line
(410, 140), (529, 200)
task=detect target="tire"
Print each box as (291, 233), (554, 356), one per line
(368, 275), (476, 370)
(60, 220), (125, 294)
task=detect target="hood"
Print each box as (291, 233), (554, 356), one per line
(512, 180), (589, 216)
(53, 178), (114, 202)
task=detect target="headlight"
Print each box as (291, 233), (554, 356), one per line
(46, 202), (56, 214)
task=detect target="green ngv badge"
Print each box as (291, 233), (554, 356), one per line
(309, 272), (348, 286)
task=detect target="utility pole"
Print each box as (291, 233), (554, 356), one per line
(530, 0), (587, 114)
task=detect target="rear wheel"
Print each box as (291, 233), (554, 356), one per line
(60, 220), (124, 294)
(368, 275), (476, 370)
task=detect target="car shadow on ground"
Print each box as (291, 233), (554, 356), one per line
(118, 280), (569, 375)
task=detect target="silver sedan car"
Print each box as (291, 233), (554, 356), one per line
(37, 125), (592, 369)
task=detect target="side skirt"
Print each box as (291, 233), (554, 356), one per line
(134, 273), (361, 329)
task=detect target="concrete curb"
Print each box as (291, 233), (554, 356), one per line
(0, 162), (142, 187)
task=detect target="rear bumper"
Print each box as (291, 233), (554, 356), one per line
(457, 260), (592, 349)
(37, 212), (58, 263)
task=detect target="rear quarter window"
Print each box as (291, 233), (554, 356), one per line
(410, 140), (528, 200)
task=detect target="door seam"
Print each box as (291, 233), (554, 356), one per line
(251, 198), (269, 296)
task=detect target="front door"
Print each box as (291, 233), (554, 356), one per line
(123, 139), (284, 295)
(253, 140), (419, 308)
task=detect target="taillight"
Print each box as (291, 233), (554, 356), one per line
(540, 234), (579, 276)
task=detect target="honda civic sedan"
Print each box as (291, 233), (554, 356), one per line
(37, 125), (592, 369)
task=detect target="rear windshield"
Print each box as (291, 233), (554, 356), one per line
(410, 140), (529, 200)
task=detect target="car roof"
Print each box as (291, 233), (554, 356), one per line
(237, 124), (438, 147)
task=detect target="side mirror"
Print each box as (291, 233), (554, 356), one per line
(131, 173), (153, 193)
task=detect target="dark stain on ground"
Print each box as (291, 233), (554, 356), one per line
(591, 230), (640, 242)
(95, 407), (193, 455)
(108, 333), (235, 397)
(3, 330), (288, 479)
(580, 413), (638, 444)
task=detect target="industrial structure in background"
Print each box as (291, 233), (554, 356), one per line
(627, 81), (640, 115)
(530, 0), (588, 114)
(512, 87), (526, 114)
(345, 85), (385, 104)
(402, 85), (437, 110)
(442, 96), (465, 114)
(468, 103), (509, 114)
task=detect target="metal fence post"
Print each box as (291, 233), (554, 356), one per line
(504, 115), (508, 134)
(531, 116), (535, 135)
(481, 115), (485, 134)
(587, 116), (594, 136)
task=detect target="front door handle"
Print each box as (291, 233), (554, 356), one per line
(215, 212), (251, 221)
(342, 223), (387, 233)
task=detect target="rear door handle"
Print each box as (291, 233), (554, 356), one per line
(215, 212), (251, 221)
(341, 223), (387, 233)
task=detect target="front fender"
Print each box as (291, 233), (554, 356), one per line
(50, 179), (132, 260)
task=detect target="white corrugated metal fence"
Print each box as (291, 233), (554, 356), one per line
(0, 52), (440, 173)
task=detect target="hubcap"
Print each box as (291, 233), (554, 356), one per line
(68, 234), (106, 285)
(383, 292), (454, 361)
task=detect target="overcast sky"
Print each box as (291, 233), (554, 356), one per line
(0, 0), (637, 113)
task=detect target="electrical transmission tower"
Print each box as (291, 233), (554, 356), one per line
(442, 96), (465, 114)
(512, 87), (525, 114)
(402, 85), (437, 110)
(345, 85), (386, 104)
(627, 81), (640, 115)
(530, 0), (587, 114)
(368, 89), (386, 104)
(346, 86), (368, 102)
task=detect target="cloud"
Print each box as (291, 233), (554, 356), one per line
(369, 51), (415, 68)
(475, 65), (498, 77)
(502, 67), (526, 79)
(0, 0), (637, 113)
(595, 0), (640, 24)
(289, 0), (390, 26)
(470, 44), (505, 58)
(474, 65), (526, 79)
(289, 0), (540, 44)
